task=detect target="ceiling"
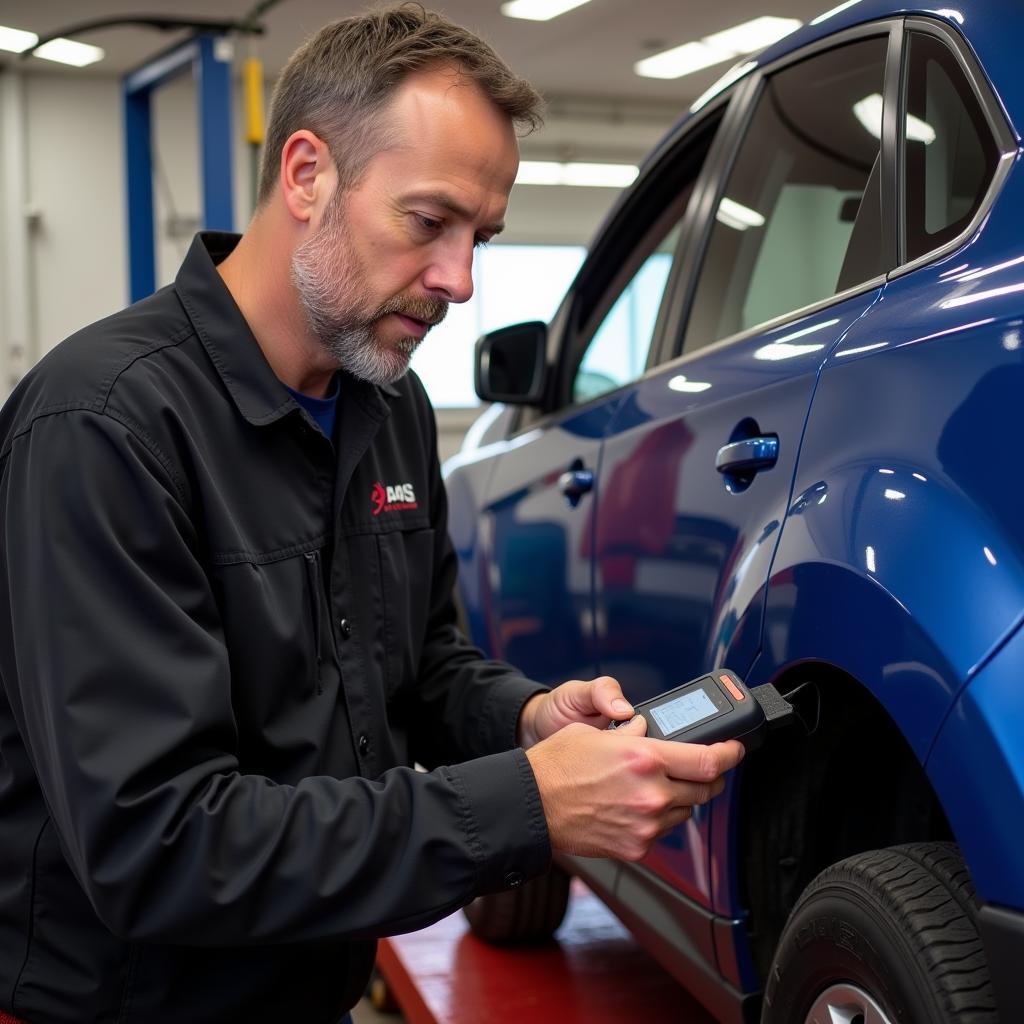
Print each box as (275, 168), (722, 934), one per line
(0, 0), (839, 160)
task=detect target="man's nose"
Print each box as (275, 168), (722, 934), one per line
(422, 240), (475, 304)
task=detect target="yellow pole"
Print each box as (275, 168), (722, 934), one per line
(243, 56), (264, 145)
(243, 55), (264, 211)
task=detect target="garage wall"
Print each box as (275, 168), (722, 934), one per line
(0, 63), (674, 452)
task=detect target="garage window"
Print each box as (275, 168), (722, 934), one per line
(683, 35), (890, 353)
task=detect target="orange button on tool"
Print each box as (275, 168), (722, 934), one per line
(719, 673), (745, 701)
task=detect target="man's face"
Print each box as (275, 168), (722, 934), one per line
(291, 66), (519, 386)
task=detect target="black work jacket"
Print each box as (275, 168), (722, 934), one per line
(0, 234), (550, 1023)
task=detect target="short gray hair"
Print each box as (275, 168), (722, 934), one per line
(257, 3), (544, 206)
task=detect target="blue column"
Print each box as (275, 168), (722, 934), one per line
(122, 34), (234, 302)
(123, 84), (155, 303)
(196, 35), (235, 232)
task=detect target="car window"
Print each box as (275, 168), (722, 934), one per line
(683, 35), (890, 353)
(904, 31), (999, 263)
(572, 221), (682, 404)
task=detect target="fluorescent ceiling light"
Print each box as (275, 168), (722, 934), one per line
(954, 253), (1024, 282)
(501, 0), (592, 21)
(853, 93), (936, 144)
(753, 318), (839, 361)
(883, 489), (906, 500)
(562, 163), (639, 187)
(941, 281), (1024, 309)
(34, 38), (105, 67)
(754, 341), (826, 361)
(811, 0), (863, 27)
(668, 375), (713, 393)
(690, 60), (757, 113)
(852, 94), (884, 139)
(516, 162), (562, 186)
(715, 196), (765, 231)
(906, 112), (935, 142)
(0, 25), (38, 53)
(703, 16), (802, 54)
(636, 41), (735, 80)
(773, 318), (840, 344)
(835, 341), (889, 357)
(637, 16), (801, 80)
(516, 161), (638, 188)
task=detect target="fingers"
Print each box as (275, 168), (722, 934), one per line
(588, 675), (634, 722)
(611, 713), (647, 737)
(666, 772), (728, 811)
(661, 738), (745, 782)
(527, 717), (742, 863)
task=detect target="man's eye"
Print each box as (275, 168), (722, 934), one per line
(415, 214), (442, 232)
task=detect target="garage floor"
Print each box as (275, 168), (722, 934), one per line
(367, 882), (717, 1024)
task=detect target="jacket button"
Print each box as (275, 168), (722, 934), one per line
(339, 618), (352, 639)
(504, 871), (524, 889)
(358, 734), (370, 756)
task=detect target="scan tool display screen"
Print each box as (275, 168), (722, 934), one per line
(649, 687), (718, 736)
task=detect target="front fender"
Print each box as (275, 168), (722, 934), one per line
(757, 454), (1024, 760)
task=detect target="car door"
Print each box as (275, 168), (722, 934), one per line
(464, 112), (725, 690)
(591, 27), (897, 911)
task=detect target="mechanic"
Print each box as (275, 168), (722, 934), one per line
(0, 6), (744, 1022)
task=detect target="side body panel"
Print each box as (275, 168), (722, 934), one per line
(928, 619), (1024, 908)
(447, 400), (622, 686)
(594, 294), (882, 907)
(752, 168), (1024, 907)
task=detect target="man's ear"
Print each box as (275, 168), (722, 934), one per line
(279, 130), (337, 225)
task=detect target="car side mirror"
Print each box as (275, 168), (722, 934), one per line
(474, 321), (547, 405)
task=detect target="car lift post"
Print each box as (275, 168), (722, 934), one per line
(123, 33), (234, 302)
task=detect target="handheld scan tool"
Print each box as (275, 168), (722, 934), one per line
(609, 669), (794, 751)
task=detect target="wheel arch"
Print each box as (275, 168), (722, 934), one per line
(729, 659), (954, 983)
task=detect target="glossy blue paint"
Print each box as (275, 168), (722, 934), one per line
(444, 1), (1024, 1013)
(928, 617), (1024, 906)
(592, 295), (882, 907)
(454, 398), (625, 685)
(761, 174), (1024, 758)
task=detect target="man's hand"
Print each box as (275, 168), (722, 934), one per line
(525, 715), (745, 862)
(517, 676), (634, 749)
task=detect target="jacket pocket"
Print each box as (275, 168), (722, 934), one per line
(303, 550), (324, 695)
(375, 528), (434, 698)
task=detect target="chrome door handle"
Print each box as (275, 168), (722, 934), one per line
(715, 436), (779, 475)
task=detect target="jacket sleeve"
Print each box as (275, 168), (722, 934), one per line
(0, 408), (549, 945)
(401, 385), (553, 771)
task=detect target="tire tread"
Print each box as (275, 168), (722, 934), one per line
(462, 866), (571, 945)
(796, 842), (996, 1022)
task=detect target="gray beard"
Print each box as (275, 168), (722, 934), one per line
(291, 246), (417, 387)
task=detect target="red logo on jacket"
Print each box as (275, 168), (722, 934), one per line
(371, 481), (418, 516)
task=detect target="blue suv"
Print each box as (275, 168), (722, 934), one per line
(442, 2), (1024, 1021)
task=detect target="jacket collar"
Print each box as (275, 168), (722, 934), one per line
(174, 232), (398, 427)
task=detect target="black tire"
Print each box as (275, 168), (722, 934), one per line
(462, 865), (571, 944)
(762, 842), (997, 1024)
